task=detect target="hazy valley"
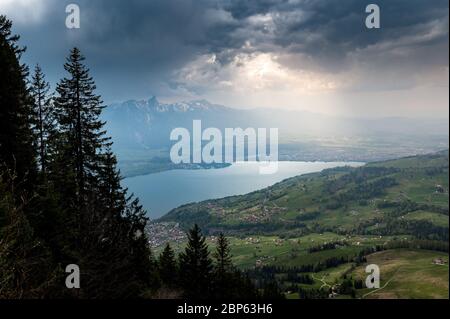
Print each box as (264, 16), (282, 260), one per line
(103, 98), (449, 177)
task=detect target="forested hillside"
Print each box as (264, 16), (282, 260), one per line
(160, 151), (449, 240)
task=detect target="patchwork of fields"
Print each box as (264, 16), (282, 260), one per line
(154, 152), (449, 299)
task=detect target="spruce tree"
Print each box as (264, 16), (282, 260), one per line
(30, 64), (54, 175)
(97, 148), (126, 223)
(122, 196), (160, 294)
(178, 224), (213, 299)
(53, 47), (110, 215)
(83, 150), (157, 298)
(50, 48), (159, 298)
(158, 243), (177, 287)
(0, 16), (60, 298)
(27, 65), (60, 254)
(0, 15), (36, 187)
(52, 47), (112, 250)
(214, 233), (232, 276)
(0, 171), (55, 298)
(213, 233), (233, 298)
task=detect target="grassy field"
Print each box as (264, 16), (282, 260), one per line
(227, 234), (392, 269)
(155, 152), (449, 299)
(350, 249), (449, 299)
(404, 210), (449, 227)
(154, 233), (397, 269)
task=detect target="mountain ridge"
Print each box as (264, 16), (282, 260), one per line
(103, 97), (449, 176)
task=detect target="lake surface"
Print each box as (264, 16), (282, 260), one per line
(122, 161), (364, 219)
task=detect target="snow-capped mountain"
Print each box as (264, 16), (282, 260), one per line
(103, 97), (243, 150)
(103, 96), (449, 162)
(108, 97), (225, 113)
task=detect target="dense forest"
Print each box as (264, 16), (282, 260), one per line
(0, 15), (273, 299)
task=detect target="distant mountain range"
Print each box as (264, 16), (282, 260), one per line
(104, 97), (240, 150)
(102, 97), (449, 176)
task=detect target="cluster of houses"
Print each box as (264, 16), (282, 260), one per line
(255, 255), (275, 267)
(435, 184), (446, 194)
(205, 203), (227, 217)
(145, 222), (186, 248)
(432, 257), (447, 265)
(240, 203), (288, 223)
(245, 237), (260, 244)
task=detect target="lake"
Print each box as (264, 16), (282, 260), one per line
(122, 161), (364, 219)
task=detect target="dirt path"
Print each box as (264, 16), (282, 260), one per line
(312, 274), (331, 290)
(362, 268), (400, 299)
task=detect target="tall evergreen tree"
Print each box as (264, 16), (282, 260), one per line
(212, 233), (233, 298)
(51, 47), (112, 249)
(26, 64), (60, 260)
(158, 243), (177, 287)
(214, 233), (232, 276)
(0, 171), (56, 298)
(0, 16), (63, 299)
(30, 65), (54, 175)
(0, 15), (36, 187)
(97, 148), (127, 224)
(52, 47), (110, 214)
(82, 150), (158, 298)
(122, 196), (160, 294)
(49, 48), (158, 298)
(178, 224), (213, 299)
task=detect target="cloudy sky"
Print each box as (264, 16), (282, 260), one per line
(1, 0), (448, 117)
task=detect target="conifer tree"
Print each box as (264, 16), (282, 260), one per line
(50, 47), (111, 253)
(178, 224), (213, 299)
(0, 171), (55, 298)
(50, 48), (158, 297)
(53, 47), (110, 215)
(0, 17), (60, 299)
(261, 280), (284, 299)
(0, 15), (36, 187)
(30, 65), (54, 175)
(82, 150), (157, 298)
(158, 243), (177, 287)
(214, 233), (232, 276)
(213, 233), (233, 298)
(97, 148), (127, 223)
(122, 196), (160, 294)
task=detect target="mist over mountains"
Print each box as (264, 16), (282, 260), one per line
(102, 97), (449, 176)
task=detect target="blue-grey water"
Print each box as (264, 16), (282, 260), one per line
(122, 161), (364, 219)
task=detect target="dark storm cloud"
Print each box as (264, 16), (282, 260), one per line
(4, 0), (449, 102)
(5, 0), (239, 101)
(218, 0), (449, 71)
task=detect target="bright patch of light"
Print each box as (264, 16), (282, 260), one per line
(0, 0), (51, 24)
(176, 52), (339, 95)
